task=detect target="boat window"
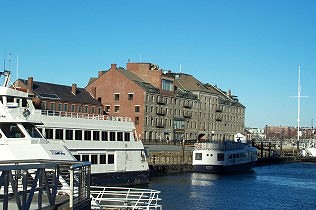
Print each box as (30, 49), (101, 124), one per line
(0, 123), (25, 138)
(75, 130), (82, 140)
(117, 132), (123, 141)
(91, 155), (98, 164)
(74, 155), (80, 161)
(110, 132), (115, 141)
(84, 130), (91, 141)
(100, 155), (106, 164)
(124, 132), (130, 141)
(45, 129), (53, 139)
(82, 155), (89, 162)
(195, 153), (202, 160)
(217, 153), (225, 161)
(93, 131), (100, 141)
(55, 129), (63, 140)
(22, 123), (43, 138)
(101, 131), (108, 141)
(66, 130), (73, 140)
(108, 154), (114, 164)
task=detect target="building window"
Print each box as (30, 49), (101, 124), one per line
(78, 105), (82, 113)
(105, 105), (110, 112)
(64, 103), (68, 112)
(128, 93), (134, 100)
(58, 103), (62, 111)
(114, 105), (119, 113)
(162, 79), (173, 91)
(41, 101), (47, 110)
(98, 107), (102, 114)
(114, 93), (120, 100)
(98, 97), (102, 103)
(71, 104), (76, 112)
(135, 117), (139, 125)
(135, 105), (140, 112)
(50, 102), (55, 111)
(84, 105), (89, 113)
(91, 106), (95, 114)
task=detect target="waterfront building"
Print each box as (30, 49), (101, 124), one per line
(86, 62), (245, 143)
(13, 77), (103, 116)
(166, 72), (245, 141)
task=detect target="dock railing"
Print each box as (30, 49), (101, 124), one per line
(0, 160), (91, 210)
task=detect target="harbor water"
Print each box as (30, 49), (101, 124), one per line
(148, 162), (316, 210)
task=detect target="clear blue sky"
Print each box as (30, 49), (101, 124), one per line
(1, 0), (316, 129)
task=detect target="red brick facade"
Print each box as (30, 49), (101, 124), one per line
(86, 64), (146, 137)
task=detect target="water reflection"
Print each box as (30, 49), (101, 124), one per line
(190, 172), (220, 186)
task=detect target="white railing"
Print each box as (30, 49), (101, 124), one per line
(40, 110), (132, 122)
(194, 141), (248, 151)
(90, 186), (162, 210)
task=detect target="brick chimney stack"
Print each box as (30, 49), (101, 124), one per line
(27, 77), (33, 93)
(72, 83), (77, 95)
(111, 64), (117, 69)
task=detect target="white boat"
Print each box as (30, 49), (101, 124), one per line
(192, 140), (257, 173)
(1, 70), (150, 186)
(302, 141), (316, 157)
(0, 71), (76, 162)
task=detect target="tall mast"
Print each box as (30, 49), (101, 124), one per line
(297, 65), (301, 143)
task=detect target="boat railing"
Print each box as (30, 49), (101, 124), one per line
(0, 159), (91, 210)
(90, 186), (162, 210)
(39, 109), (132, 122)
(194, 141), (249, 151)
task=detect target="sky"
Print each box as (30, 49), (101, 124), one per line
(1, 0), (316, 129)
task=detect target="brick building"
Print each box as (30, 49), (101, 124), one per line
(14, 77), (103, 116)
(86, 62), (245, 142)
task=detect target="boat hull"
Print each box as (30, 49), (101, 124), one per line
(193, 161), (256, 173)
(91, 170), (150, 186)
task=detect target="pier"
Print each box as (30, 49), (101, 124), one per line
(145, 139), (316, 174)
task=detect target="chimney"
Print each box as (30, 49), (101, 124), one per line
(72, 83), (77, 95)
(27, 77), (33, 93)
(98, 71), (103, 78)
(111, 64), (117, 69)
(228, 89), (231, 97)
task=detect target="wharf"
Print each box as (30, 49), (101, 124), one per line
(145, 144), (316, 175)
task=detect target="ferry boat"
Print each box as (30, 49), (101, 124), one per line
(0, 71), (76, 162)
(0, 70), (150, 186)
(192, 140), (257, 173)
